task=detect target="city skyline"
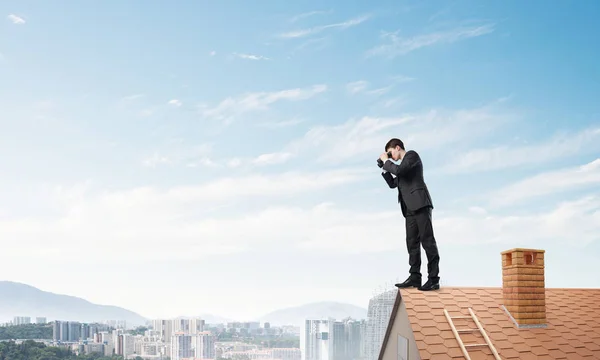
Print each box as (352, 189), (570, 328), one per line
(1, 0), (599, 321)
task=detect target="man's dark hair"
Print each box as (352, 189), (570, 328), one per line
(385, 138), (405, 151)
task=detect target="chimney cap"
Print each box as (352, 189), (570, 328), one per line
(501, 248), (545, 255)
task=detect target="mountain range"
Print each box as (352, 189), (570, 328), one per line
(0, 281), (148, 327)
(0, 281), (368, 327)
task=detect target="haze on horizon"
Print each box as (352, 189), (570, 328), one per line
(0, 0), (599, 321)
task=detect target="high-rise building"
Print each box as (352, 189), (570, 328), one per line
(171, 333), (194, 360)
(36, 317), (47, 324)
(365, 290), (397, 360)
(189, 318), (205, 334)
(53, 320), (102, 343)
(53, 321), (61, 341)
(343, 319), (366, 360)
(68, 322), (81, 342)
(152, 317), (205, 340)
(359, 320), (368, 360)
(332, 321), (346, 360)
(151, 319), (171, 341)
(13, 316), (31, 325)
(193, 331), (216, 359)
(301, 319), (334, 360)
(302, 318), (368, 360)
(81, 323), (91, 340)
(172, 318), (189, 334)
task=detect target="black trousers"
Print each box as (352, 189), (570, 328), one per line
(405, 206), (440, 282)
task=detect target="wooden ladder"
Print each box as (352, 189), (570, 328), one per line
(443, 307), (501, 360)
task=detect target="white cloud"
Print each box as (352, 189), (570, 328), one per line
(488, 158), (600, 207)
(346, 80), (368, 94)
(282, 100), (513, 162)
(3, 176), (597, 267)
(233, 53), (270, 61)
(227, 158), (242, 168)
(366, 23), (495, 58)
(290, 36), (330, 54)
(251, 152), (294, 165)
(429, 194), (600, 247)
(7, 14), (25, 24)
(175, 151), (295, 169)
(0, 169), (372, 263)
(209, 51), (216, 56)
(121, 94), (145, 101)
(143, 143), (213, 168)
(443, 127), (600, 173)
(168, 99), (182, 107)
(139, 109), (154, 117)
(142, 153), (171, 167)
(159, 168), (370, 203)
(186, 157), (218, 168)
(289, 10), (332, 23)
(390, 75), (415, 83)
(365, 85), (392, 96)
(279, 14), (370, 38)
(377, 96), (407, 109)
(345, 76), (410, 97)
(199, 84), (327, 123)
(256, 118), (305, 128)
(468, 206), (487, 215)
(286, 115), (413, 161)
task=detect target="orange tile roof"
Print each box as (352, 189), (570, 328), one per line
(380, 287), (600, 360)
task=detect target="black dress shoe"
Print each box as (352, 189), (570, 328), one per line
(395, 277), (421, 288)
(418, 279), (440, 291)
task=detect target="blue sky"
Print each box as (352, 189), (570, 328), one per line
(1, 0), (599, 322)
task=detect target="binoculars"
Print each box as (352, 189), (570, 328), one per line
(376, 152), (392, 168)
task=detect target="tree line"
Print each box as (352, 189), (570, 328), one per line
(0, 324), (52, 340)
(0, 340), (127, 360)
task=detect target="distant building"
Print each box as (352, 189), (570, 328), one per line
(171, 331), (216, 360)
(171, 333), (194, 360)
(194, 331), (216, 359)
(301, 319), (333, 360)
(105, 320), (126, 329)
(36, 317), (47, 324)
(365, 290), (396, 360)
(13, 316), (31, 325)
(301, 317), (366, 360)
(52, 320), (107, 343)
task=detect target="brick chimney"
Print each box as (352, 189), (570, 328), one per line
(501, 248), (546, 328)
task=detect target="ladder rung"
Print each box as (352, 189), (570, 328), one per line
(444, 308), (502, 360)
(457, 328), (478, 333)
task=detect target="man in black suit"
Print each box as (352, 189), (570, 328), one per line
(379, 138), (440, 291)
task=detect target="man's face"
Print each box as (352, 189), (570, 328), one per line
(386, 146), (400, 161)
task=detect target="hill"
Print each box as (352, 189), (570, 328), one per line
(257, 301), (367, 326)
(0, 281), (147, 327)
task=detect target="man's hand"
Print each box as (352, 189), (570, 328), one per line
(379, 152), (389, 162)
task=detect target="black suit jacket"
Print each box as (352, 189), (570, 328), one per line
(381, 150), (433, 217)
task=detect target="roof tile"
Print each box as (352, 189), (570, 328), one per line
(393, 287), (600, 360)
(500, 348), (521, 359)
(574, 347), (595, 357)
(422, 335), (444, 345)
(427, 344), (448, 355)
